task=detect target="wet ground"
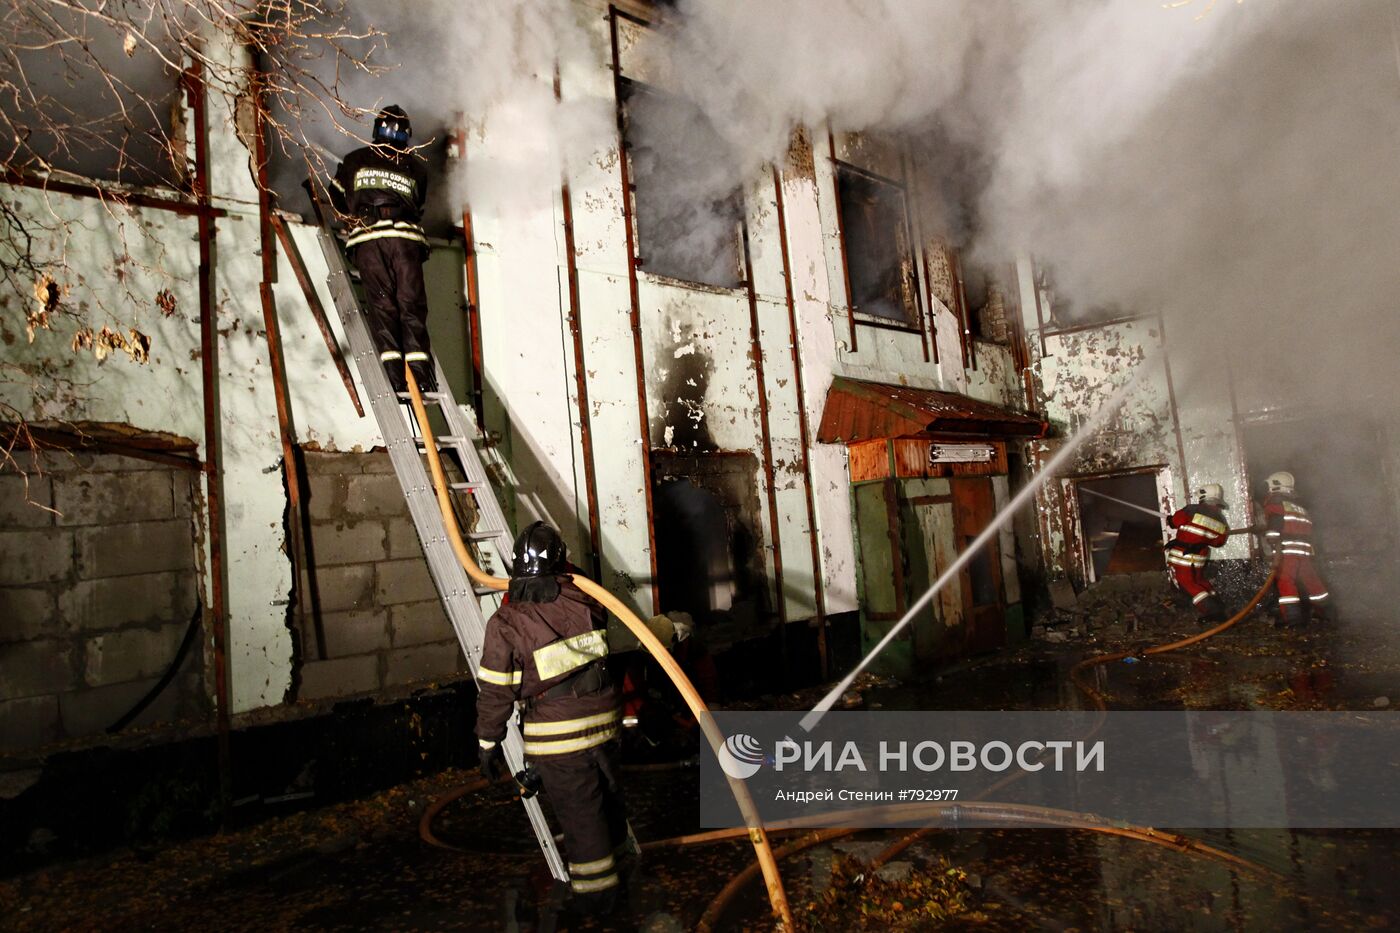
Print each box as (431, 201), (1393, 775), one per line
(3, 604), (1399, 931)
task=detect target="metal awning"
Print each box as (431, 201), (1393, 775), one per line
(816, 376), (1048, 443)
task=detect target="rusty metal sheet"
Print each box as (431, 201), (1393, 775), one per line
(816, 375), (1047, 443)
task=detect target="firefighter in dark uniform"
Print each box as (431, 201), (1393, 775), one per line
(1165, 483), (1232, 624)
(476, 522), (629, 913)
(1260, 471), (1330, 626)
(330, 105), (435, 394)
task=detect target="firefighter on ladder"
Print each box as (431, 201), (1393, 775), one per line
(1165, 483), (1232, 624)
(475, 522), (629, 914)
(329, 104), (435, 395)
(1260, 471), (1331, 627)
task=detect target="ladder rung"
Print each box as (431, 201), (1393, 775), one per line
(467, 529), (505, 541)
(397, 391), (449, 403)
(450, 481), (485, 493)
(415, 435), (467, 447)
(473, 584), (500, 597)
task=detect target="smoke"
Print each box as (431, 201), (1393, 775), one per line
(659, 0), (1400, 408)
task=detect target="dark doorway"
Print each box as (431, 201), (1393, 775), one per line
(651, 452), (769, 638)
(1074, 472), (1164, 581)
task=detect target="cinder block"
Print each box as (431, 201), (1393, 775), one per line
(385, 518), (425, 560)
(298, 655), (380, 700)
(83, 623), (186, 687)
(75, 520), (196, 579)
(304, 563), (375, 613)
(0, 640), (75, 700)
(172, 473), (199, 519)
(58, 570), (197, 633)
(308, 520), (388, 567)
(359, 452), (397, 474)
(307, 473), (346, 522)
(343, 474), (408, 519)
(0, 475), (54, 528)
(319, 607), (391, 657)
(0, 587), (61, 642)
(375, 559), (439, 606)
(53, 470), (174, 526)
(0, 529), (74, 585)
(84, 454), (166, 473)
(58, 675), (192, 737)
(0, 695), (62, 751)
(302, 451), (368, 475)
(384, 641), (464, 687)
(389, 600), (453, 647)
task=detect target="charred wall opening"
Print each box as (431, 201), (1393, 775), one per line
(1073, 472), (1164, 581)
(651, 451), (770, 642)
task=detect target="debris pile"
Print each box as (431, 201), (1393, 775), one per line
(1034, 572), (1184, 642)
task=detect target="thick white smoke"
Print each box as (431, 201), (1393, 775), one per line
(660, 0), (1400, 407)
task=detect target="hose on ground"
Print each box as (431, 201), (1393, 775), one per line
(1071, 566), (1279, 711)
(405, 369), (794, 928)
(864, 566), (1282, 882)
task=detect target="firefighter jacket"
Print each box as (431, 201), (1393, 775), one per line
(331, 145), (428, 248)
(1168, 502), (1229, 551)
(476, 576), (620, 759)
(1262, 493), (1315, 557)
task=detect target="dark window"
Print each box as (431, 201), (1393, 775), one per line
(835, 165), (919, 325)
(621, 82), (744, 288)
(2, 9), (182, 185)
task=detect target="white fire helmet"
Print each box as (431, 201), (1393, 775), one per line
(1195, 483), (1226, 507)
(1266, 471), (1295, 495)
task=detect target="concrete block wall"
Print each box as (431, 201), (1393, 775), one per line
(0, 453), (207, 753)
(296, 450), (466, 701)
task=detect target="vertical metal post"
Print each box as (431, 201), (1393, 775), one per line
(608, 5), (660, 614)
(741, 216), (788, 673)
(185, 59), (232, 810)
(772, 166), (829, 678)
(251, 64), (322, 661)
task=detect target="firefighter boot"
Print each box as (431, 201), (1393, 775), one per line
(1197, 595), (1227, 627)
(408, 357), (437, 394)
(382, 360), (407, 395)
(1279, 604), (1308, 629)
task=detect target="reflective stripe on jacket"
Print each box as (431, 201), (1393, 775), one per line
(475, 576), (619, 758)
(1263, 493), (1314, 550)
(1168, 502), (1229, 549)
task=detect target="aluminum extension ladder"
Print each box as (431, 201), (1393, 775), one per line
(309, 219), (569, 882)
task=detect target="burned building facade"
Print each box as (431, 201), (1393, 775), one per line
(3, 0), (1395, 767)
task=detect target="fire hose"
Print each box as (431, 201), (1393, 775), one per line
(699, 566), (1284, 927)
(403, 370), (794, 928)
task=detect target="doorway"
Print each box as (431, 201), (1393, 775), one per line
(1072, 471), (1168, 582)
(951, 477), (1006, 654)
(651, 451), (769, 634)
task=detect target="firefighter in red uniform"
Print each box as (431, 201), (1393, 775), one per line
(1260, 471), (1330, 627)
(475, 522), (629, 914)
(329, 105), (435, 395)
(1166, 483), (1232, 623)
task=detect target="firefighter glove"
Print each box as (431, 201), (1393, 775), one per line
(479, 742), (507, 784)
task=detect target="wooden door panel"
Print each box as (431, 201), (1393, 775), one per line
(950, 477), (1006, 654)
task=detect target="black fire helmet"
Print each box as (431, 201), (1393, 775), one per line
(372, 104), (412, 147)
(511, 521), (566, 579)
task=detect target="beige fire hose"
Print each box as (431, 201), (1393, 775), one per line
(404, 370), (794, 928)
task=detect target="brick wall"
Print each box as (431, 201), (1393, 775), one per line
(296, 450), (466, 701)
(0, 453), (207, 753)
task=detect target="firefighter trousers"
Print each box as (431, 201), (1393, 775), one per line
(1277, 554), (1329, 622)
(533, 739), (629, 909)
(350, 237), (431, 366)
(1166, 547), (1225, 622)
